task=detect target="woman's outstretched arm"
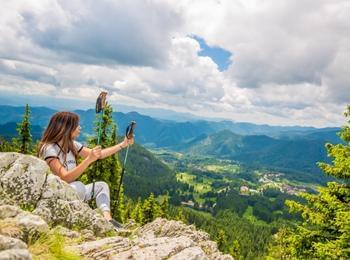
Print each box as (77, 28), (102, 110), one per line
(47, 146), (101, 183)
(78, 136), (134, 160)
(100, 136), (134, 159)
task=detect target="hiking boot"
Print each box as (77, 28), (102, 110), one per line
(109, 219), (130, 234)
(109, 219), (123, 229)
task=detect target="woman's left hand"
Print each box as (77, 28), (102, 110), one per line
(121, 135), (134, 148)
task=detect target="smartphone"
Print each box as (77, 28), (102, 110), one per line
(126, 121), (136, 139)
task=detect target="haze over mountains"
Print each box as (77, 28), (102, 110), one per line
(0, 105), (341, 184)
(0, 105), (340, 143)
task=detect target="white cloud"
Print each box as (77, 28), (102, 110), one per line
(18, 0), (182, 67)
(0, 0), (349, 127)
(177, 0), (350, 89)
(170, 0), (350, 125)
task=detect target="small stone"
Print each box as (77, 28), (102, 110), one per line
(168, 246), (206, 260)
(15, 213), (49, 234)
(0, 205), (23, 219)
(0, 234), (27, 250)
(53, 226), (81, 239)
(0, 249), (32, 260)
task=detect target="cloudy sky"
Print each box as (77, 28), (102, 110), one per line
(1, 0), (349, 127)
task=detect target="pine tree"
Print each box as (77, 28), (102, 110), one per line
(114, 184), (125, 223)
(153, 197), (163, 219)
(108, 124), (125, 220)
(80, 105), (123, 216)
(0, 136), (14, 152)
(123, 198), (133, 221)
(229, 239), (241, 258)
(175, 207), (187, 223)
(142, 193), (156, 224)
(16, 104), (32, 154)
(216, 229), (227, 252)
(131, 197), (144, 224)
(271, 105), (350, 259)
(160, 195), (169, 219)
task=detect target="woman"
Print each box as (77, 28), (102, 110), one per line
(38, 111), (134, 229)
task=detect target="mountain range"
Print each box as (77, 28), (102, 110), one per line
(174, 129), (338, 183)
(0, 105), (341, 146)
(0, 105), (342, 184)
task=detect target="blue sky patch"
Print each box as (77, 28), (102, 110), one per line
(192, 35), (232, 71)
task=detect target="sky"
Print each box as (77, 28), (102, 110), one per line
(0, 0), (349, 127)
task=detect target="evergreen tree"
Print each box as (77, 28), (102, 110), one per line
(123, 198), (133, 221)
(229, 239), (241, 259)
(114, 184), (125, 223)
(131, 197), (144, 224)
(216, 229), (227, 252)
(175, 207), (187, 223)
(142, 193), (162, 224)
(142, 194), (152, 224)
(153, 197), (163, 219)
(16, 104), (32, 154)
(271, 105), (350, 259)
(160, 195), (169, 219)
(80, 105), (123, 217)
(0, 136), (13, 152)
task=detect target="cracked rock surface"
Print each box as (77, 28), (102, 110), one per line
(0, 152), (233, 260)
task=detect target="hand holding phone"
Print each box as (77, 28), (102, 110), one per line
(126, 121), (136, 139)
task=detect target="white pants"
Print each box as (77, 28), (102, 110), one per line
(70, 181), (110, 212)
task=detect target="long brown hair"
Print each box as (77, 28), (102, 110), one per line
(38, 111), (80, 162)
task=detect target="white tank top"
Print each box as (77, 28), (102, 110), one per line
(41, 141), (84, 171)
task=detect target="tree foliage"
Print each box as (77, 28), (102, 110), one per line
(128, 194), (169, 225)
(16, 104), (32, 154)
(80, 105), (124, 221)
(270, 105), (350, 259)
(169, 207), (274, 259)
(0, 136), (14, 152)
(216, 229), (227, 251)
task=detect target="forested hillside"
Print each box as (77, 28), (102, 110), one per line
(0, 104), (346, 259)
(117, 142), (186, 199)
(174, 129), (336, 184)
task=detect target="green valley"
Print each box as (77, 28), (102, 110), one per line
(0, 104), (346, 259)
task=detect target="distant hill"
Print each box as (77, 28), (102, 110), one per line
(0, 105), (341, 185)
(0, 105), (341, 148)
(175, 129), (336, 184)
(0, 122), (43, 141)
(295, 129), (342, 144)
(118, 142), (183, 199)
(0, 105), (57, 127)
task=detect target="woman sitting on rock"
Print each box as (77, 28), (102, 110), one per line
(38, 111), (134, 229)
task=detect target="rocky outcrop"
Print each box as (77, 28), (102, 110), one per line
(71, 218), (233, 259)
(0, 152), (114, 236)
(0, 205), (48, 242)
(0, 152), (233, 259)
(0, 205), (45, 260)
(0, 204), (233, 260)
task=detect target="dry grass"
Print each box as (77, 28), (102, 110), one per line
(0, 219), (23, 238)
(29, 230), (82, 260)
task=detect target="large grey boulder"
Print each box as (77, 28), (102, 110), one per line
(0, 153), (48, 208)
(0, 152), (114, 236)
(34, 174), (113, 236)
